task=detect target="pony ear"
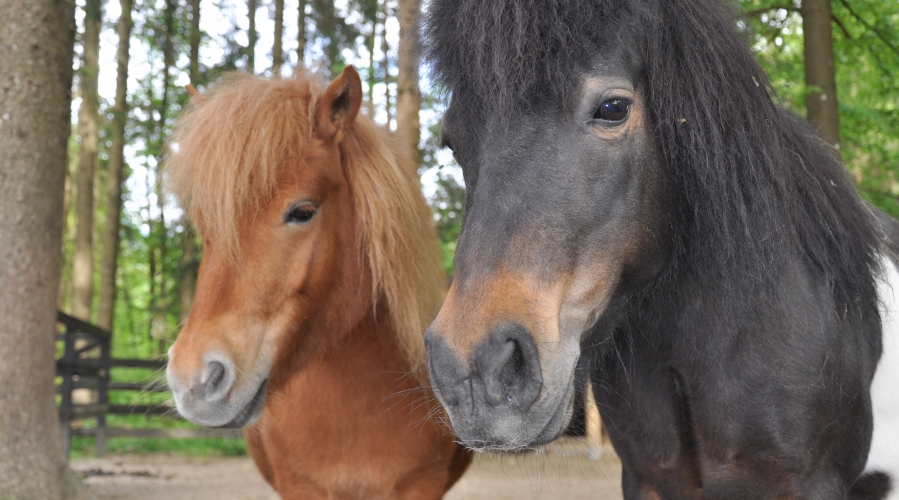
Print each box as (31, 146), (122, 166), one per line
(315, 65), (362, 143)
(185, 84), (208, 104)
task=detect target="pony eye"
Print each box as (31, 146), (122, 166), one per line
(284, 204), (317, 225)
(595, 99), (631, 122)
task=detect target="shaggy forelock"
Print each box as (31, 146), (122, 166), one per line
(167, 72), (320, 259)
(425, 0), (634, 117)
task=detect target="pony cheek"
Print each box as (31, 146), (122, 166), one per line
(559, 262), (622, 341)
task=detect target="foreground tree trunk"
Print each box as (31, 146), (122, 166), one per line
(72, 0), (103, 321)
(395, 0), (421, 161)
(0, 1), (94, 498)
(98, 0), (133, 331)
(801, 0), (841, 151)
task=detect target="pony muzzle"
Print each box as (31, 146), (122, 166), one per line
(426, 323), (571, 449)
(167, 353), (268, 428)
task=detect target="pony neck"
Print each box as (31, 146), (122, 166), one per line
(328, 306), (418, 378)
(269, 302), (423, 391)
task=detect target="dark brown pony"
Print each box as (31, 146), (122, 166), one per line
(423, 0), (899, 498)
(165, 66), (470, 499)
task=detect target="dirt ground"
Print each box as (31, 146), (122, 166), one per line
(71, 438), (623, 500)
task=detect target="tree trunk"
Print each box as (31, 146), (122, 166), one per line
(381, 0), (392, 128)
(97, 0), (132, 332)
(297, 0), (306, 66)
(272, 0), (284, 76)
(73, 0), (103, 322)
(0, 1), (94, 498)
(247, 0), (257, 73)
(395, 0), (420, 161)
(153, 0), (176, 355)
(181, 0), (202, 324)
(368, 20), (376, 106)
(179, 228), (198, 323)
(801, 0), (841, 151)
(189, 0), (201, 84)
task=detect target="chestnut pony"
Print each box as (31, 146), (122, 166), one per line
(165, 66), (471, 499)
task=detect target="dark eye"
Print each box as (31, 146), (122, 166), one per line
(284, 204), (317, 225)
(595, 98), (631, 122)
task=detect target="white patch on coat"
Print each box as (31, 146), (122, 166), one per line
(867, 253), (899, 499)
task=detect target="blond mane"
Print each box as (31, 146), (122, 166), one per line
(167, 71), (445, 367)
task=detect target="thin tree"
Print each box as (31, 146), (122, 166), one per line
(368, 18), (376, 105)
(151, 0), (176, 354)
(801, 0), (841, 151)
(395, 0), (421, 160)
(73, 0), (103, 321)
(189, 0), (201, 84)
(0, 1), (94, 497)
(98, 0), (133, 332)
(247, 0), (257, 73)
(272, 0), (284, 76)
(181, 0), (202, 323)
(298, 0), (307, 65)
(381, 0), (392, 128)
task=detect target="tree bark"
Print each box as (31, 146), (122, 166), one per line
(0, 1), (94, 498)
(73, 0), (103, 321)
(98, 0), (132, 332)
(153, 0), (176, 355)
(395, 0), (420, 161)
(247, 0), (257, 73)
(272, 0), (284, 76)
(179, 228), (198, 323)
(297, 0), (306, 66)
(381, 0), (392, 128)
(181, 0), (202, 324)
(189, 0), (201, 84)
(368, 19), (376, 106)
(801, 0), (841, 151)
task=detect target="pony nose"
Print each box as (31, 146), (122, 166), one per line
(201, 359), (234, 402)
(426, 323), (542, 410)
(475, 323), (543, 407)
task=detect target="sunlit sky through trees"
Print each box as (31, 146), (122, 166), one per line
(71, 0), (459, 238)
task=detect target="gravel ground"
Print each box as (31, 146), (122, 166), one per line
(71, 438), (623, 500)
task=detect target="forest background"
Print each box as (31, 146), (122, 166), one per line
(57, 0), (899, 456)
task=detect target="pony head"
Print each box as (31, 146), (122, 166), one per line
(165, 67), (443, 428)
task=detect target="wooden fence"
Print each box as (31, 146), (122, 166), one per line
(55, 312), (240, 457)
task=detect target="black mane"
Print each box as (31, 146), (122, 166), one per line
(425, 0), (883, 322)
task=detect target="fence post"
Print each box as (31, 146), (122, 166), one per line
(59, 321), (75, 457)
(96, 335), (110, 456)
(585, 380), (603, 461)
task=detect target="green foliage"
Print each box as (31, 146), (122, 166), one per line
(741, 0), (899, 217)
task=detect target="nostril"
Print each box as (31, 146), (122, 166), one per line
(476, 323), (543, 407)
(203, 361), (230, 401)
(499, 339), (526, 392)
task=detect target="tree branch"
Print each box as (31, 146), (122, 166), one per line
(832, 14), (851, 40)
(837, 0), (899, 60)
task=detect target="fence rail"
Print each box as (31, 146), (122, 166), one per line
(55, 312), (237, 457)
